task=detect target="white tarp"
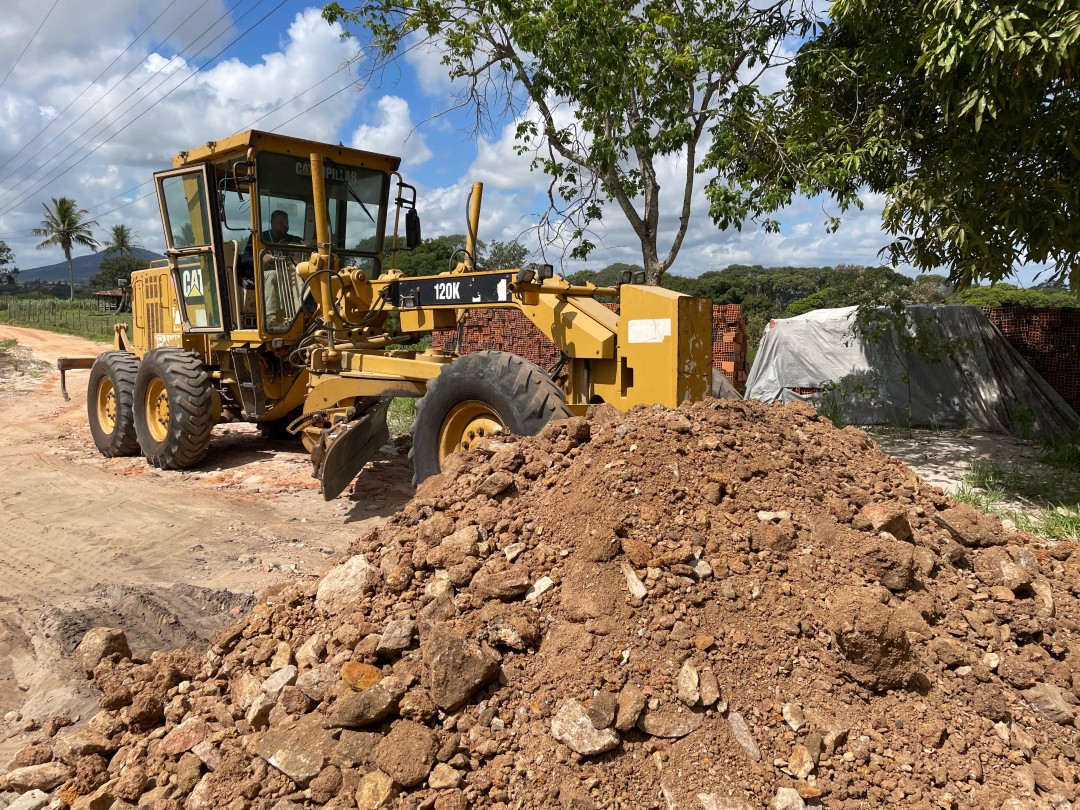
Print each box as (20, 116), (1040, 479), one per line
(745, 305), (1079, 441)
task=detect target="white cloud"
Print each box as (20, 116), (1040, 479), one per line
(349, 96), (432, 168)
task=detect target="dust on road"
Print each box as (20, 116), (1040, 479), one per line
(0, 325), (414, 751)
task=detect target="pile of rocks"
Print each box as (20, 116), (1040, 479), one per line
(2, 399), (1078, 810)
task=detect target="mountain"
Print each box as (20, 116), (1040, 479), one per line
(21, 247), (164, 283)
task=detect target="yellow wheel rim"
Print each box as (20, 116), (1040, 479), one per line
(437, 400), (503, 464)
(144, 378), (170, 443)
(95, 377), (117, 434)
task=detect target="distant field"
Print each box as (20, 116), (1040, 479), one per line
(0, 297), (128, 342)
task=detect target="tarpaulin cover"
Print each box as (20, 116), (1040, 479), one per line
(744, 305), (1080, 441)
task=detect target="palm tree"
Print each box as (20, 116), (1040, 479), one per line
(33, 197), (99, 301)
(103, 224), (139, 257)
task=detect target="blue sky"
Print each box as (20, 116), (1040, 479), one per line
(0, 0), (1050, 284)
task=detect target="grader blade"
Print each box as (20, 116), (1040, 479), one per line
(316, 399), (391, 501)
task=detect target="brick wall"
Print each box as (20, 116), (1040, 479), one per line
(983, 307), (1080, 414)
(432, 304), (749, 392)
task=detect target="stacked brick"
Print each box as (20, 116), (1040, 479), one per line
(431, 303), (750, 392)
(983, 306), (1080, 415)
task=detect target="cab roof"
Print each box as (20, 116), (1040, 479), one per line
(171, 130), (402, 174)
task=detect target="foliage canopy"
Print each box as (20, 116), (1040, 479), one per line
(32, 197), (99, 302)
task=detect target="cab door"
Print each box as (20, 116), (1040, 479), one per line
(154, 165), (229, 333)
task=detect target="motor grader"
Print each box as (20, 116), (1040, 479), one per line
(60, 130), (714, 499)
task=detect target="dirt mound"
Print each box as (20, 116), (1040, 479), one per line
(3, 400), (1079, 810)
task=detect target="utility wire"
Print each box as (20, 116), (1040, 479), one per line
(0, 0), (225, 202)
(0, 0), (182, 179)
(0, 0), (290, 219)
(0, 0), (62, 91)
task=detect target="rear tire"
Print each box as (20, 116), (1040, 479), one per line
(87, 351), (140, 456)
(133, 349), (214, 469)
(410, 350), (573, 485)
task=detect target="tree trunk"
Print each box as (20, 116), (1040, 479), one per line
(66, 253), (75, 302)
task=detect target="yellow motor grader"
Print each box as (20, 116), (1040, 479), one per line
(61, 130), (714, 498)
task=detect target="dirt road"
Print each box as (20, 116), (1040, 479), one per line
(0, 326), (414, 753)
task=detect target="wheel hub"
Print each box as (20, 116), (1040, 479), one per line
(145, 378), (170, 443)
(438, 400), (504, 464)
(96, 379), (116, 433)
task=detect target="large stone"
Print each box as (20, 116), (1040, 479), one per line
(551, 700), (621, 756)
(421, 625), (498, 711)
(373, 720), (438, 788)
(160, 717), (209, 756)
(827, 588), (917, 690)
(376, 619), (417, 657)
(727, 712), (761, 762)
(856, 503), (913, 541)
(255, 713), (338, 786)
(428, 764), (463, 790)
(70, 780), (117, 810)
(296, 664), (336, 702)
(0, 762), (73, 792)
(295, 634), (327, 669)
(316, 554), (378, 614)
(341, 662), (383, 691)
(75, 627), (131, 675)
(857, 538), (915, 592)
(356, 770), (398, 809)
(427, 526), (479, 569)
(327, 675), (407, 728)
(6, 791), (50, 810)
(262, 665), (298, 700)
(637, 705), (703, 739)
(54, 727), (113, 763)
(471, 567), (531, 600)
(769, 787), (806, 810)
(1023, 682), (1075, 725)
(935, 505), (1007, 547)
(615, 684), (646, 732)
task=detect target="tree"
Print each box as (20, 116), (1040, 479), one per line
(480, 240), (528, 271)
(324, 0), (804, 284)
(103, 224), (140, 257)
(389, 234), (468, 276)
(0, 240), (18, 284)
(88, 255), (150, 291)
(713, 0), (1080, 288)
(32, 197), (99, 302)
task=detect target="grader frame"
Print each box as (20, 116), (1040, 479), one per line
(66, 130), (714, 499)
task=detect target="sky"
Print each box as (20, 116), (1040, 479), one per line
(0, 0), (1045, 284)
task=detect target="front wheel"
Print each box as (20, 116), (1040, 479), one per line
(410, 351), (573, 485)
(87, 351), (140, 456)
(133, 349), (214, 469)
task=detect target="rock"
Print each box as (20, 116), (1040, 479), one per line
(326, 675), (407, 728)
(551, 700), (621, 755)
(373, 720), (438, 788)
(270, 642), (293, 670)
(295, 634), (326, 669)
(620, 561), (648, 600)
(786, 744), (814, 778)
(782, 703), (805, 732)
(297, 664), (337, 702)
(475, 470), (514, 497)
(935, 505), (1007, 548)
(699, 669), (721, 708)
(421, 625), (499, 711)
(308, 765), (343, 804)
(0, 762), (73, 792)
(191, 739), (222, 772)
(587, 691), (618, 730)
(75, 627), (131, 675)
(376, 619), (417, 656)
(727, 711), (761, 762)
(857, 503), (912, 541)
(341, 662), (383, 691)
(615, 684), (646, 732)
(697, 795), (755, 810)
(471, 567), (531, 599)
(524, 576), (555, 601)
(677, 660), (700, 706)
(160, 717), (209, 756)
(1023, 682), (1075, 725)
(928, 636), (970, 668)
(5, 791), (50, 810)
(229, 670), (263, 710)
(769, 787), (806, 810)
(757, 510), (792, 523)
(427, 526), (480, 569)
(356, 770), (398, 809)
(70, 780), (116, 810)
(974, 547), (1033, 591)
(316, 554), (377, 614)
(636, 705), (703, 739)
(247, 692), (274, 729)
(857, 537), (915, 591)
(256, 713), (338, 786)
(262, 665), (298, 700)
(827, 588), (917, 690)
(53, 727), (112, 762)
(428, 763), (463, 790)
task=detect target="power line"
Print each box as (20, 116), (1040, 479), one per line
(0, 0), (222, 199)
(0, 0), (291, 219)
(0, 0), (182, 180)
(0, 0), (62, 91)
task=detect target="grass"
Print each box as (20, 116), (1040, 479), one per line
(0, 298), (125, 342)
(387, 397), (417, 435)
(954, 456), (1080, 542)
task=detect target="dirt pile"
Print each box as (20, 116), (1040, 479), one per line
(3, 399), (1079, 810)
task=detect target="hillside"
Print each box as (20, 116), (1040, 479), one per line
(20, 247), (163, 283)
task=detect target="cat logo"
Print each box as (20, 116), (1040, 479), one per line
(181, 268), (203, 299)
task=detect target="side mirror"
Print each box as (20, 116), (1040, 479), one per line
(405, 209), (421, 249)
